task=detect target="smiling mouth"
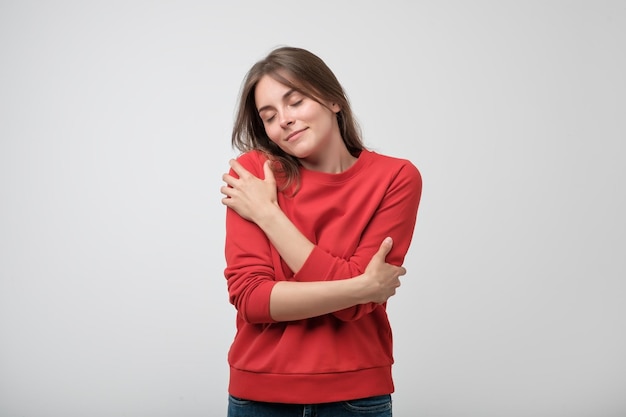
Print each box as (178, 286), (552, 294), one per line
(285, 128), (307, 141)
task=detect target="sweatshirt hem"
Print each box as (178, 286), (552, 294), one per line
(228, 365), (394, 404)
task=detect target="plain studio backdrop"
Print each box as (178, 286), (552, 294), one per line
(1, 1), (624, 416)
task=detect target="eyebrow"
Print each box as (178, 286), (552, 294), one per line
(257, 89), (297, 114)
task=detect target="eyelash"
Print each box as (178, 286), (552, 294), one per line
(264, 99), (303, 123)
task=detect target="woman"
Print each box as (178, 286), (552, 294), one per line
(220, 46), (422, 416)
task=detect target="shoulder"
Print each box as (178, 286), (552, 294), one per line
(232, 150), (269, 177)
(363, 150), (422, 205)
(364, 150), (422, 183)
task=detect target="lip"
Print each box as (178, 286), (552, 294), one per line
(285, 128), (307, 142)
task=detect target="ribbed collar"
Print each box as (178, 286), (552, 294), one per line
(299, 149), (373, 185)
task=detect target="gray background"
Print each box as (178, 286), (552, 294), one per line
(1, 1), (624, 416)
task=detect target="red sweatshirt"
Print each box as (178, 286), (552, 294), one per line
(224, 149), (422, 404)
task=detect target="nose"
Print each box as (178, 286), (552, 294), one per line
(279, 111), (294, 129)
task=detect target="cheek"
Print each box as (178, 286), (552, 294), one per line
(264, 126), (282, 145)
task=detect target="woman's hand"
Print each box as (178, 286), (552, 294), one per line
(361, 237), (407, 304)
(221, 159), (278, 223)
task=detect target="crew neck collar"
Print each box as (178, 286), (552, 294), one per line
(299, 149), (372, 184)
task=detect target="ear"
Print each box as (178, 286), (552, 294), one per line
(331, 102), (341, 113)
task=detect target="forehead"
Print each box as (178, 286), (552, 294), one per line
(254, 75), (295, 106)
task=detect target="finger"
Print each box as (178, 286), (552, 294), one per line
(228, 159), (250, 178)
(263, 160), (275, 182)
(220, 185), (234, 197)
(374, 237), (393, 260)
(222, 173), (238, 187)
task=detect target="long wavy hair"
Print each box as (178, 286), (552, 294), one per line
(231, 46), (364, 192)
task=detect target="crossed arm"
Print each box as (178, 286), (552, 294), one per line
(221, 158), (407, 322)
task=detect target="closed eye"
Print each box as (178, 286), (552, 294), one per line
(260, 112), (276, 123)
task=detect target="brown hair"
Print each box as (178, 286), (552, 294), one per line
(231, 46), (364, 192)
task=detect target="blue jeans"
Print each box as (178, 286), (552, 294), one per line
(227, 394), (392, 416)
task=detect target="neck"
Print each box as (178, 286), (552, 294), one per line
(300, 146), (358, 173)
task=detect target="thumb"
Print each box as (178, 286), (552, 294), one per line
(263, 160), (275, 182)
(374, 237), (393, 260)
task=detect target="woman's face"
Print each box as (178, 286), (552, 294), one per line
(255, 75), (342, 166)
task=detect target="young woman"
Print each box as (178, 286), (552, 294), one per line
(220, 46), (422, 417)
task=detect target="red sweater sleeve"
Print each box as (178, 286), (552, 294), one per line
(224, 152), (278, 324)
(294, 161), (422, 321)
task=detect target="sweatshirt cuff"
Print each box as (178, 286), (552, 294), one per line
(244, 280), (279, 323)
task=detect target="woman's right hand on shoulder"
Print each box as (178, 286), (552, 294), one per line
(361, 237), (407, 304)
(221, 159), (279, 223)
